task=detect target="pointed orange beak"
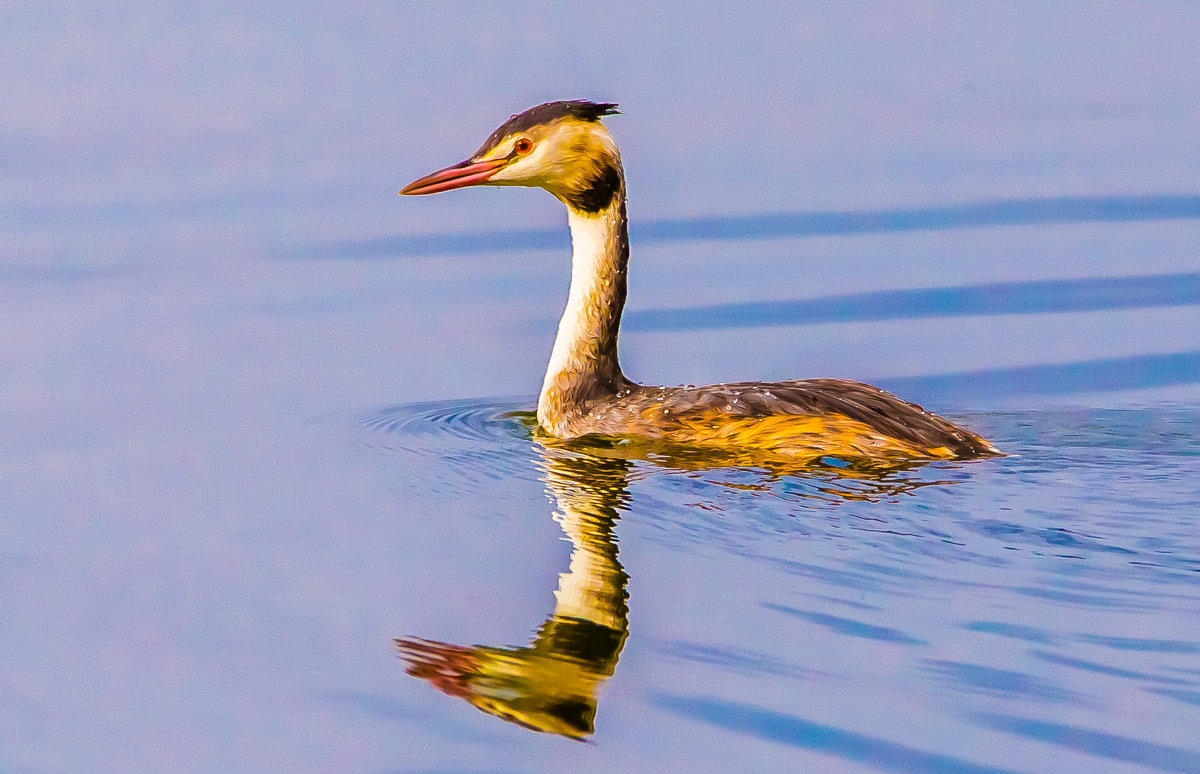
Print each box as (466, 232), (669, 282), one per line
(399, 157), (509, 196)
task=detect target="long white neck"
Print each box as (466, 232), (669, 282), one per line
(537, 191), (630, 434)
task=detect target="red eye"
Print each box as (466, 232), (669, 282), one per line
(514, 138), (533, 155)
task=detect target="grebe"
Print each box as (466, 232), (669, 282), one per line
(401, 100), (998, 462)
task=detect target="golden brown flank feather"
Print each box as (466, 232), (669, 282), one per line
(548, 378), (999, 462)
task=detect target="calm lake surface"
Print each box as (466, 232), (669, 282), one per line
(2, 3), (1198, 772)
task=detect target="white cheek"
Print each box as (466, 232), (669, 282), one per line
(489, 146), (557, 184)
(487, 163), (519, 183)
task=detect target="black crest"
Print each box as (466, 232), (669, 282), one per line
(477, 100), (620, 155)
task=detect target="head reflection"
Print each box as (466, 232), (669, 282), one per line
(396, 432), (957, 739)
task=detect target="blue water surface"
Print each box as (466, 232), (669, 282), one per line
(1, 3), (1198, 772)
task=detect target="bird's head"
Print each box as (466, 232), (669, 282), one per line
(401, 100), (624, 213)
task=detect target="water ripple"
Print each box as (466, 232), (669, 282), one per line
(654, 694), (1026, 774)
(919, 659), (1081, 704)
(652, 639), (818, 679)
(762, 603), (926, 644)
(353, 398), (540, 497)
(972, 713), (1200, 773)
(357, 397), (533, 447)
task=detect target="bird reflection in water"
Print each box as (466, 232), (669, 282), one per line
(395, 428), (958, 739)
(396, 447), (631, 739)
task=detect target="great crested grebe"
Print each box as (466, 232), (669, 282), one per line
(401, 100), (998, 462)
